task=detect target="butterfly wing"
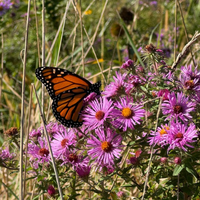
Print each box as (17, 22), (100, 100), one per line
(52, 88), (88, 127)
(35, 66), (101, 127)
(35, 66), (92, 99)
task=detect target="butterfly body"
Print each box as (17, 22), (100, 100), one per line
(35, 67), (101, 127)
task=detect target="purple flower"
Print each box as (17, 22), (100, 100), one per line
(0, 0), (12, 16)
(160, 157), (168, 164)
(179, 66), (200, 91)
(125, 75), (144, 95)
(120, 59), (134, 69)
(0, 147), (15, 160)
(174, 157), (181, 165)
(180, 65), (200, 80)
(76, 164), (91, 178)
(29, 129), (42, 139)
(87, 128), (123, 166)
(148, 124), (170, 147)
(167, 121), (197, 152)
(47, 185), (56, 196)
(61, 151), (89, 167)
(117, 191), (126, 198)
(51, 128), (76, 159)
(102, 72), (126, 98)
(83, 92), (99, 106)
(111, 97), (145, 131)
(82, 97), (114, 130)
(162, 92), (196, 122)
(157, 89), (170, 100)
(28, 137), (51, 169)
(150, 1), (157, 5)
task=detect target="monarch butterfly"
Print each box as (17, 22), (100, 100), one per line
(35, 67), (101, 127)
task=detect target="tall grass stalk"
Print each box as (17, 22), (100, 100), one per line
(33, 84), (63, 199)
(142, 97), (163, 200)
(23, 85), (33, 198)
(19, 0), (31, 199)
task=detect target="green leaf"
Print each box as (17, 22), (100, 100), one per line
(1, 180), (19, 200)
(140, 86), (148, 93)
(173, 165), (184, 176)
(118, 15), (144, 67)
(52, 20), (65, 66)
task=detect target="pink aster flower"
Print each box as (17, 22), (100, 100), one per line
(125, 75), (144, 95)
(29, 129), (42, 139)
(0, 147), (15, 161)
(102, 72), (126, 98)
(61, 150), (89, 167)
(83, 92), (99, 107)
(75, 164), (91, 179)
(180, 65), (200, 80)
(148, 124), (170, 147)
(47, 185), (56, 196)
(82, 97), (114, 130)
(51, 128), (76, 159)
(87, 128), (123, 166)
(0, 0), (12, 16)
(111, 97), (145, 131)
(162, 92), (196, 122)
(28, 137), (51, 169)
(167, 121), (197, 152)
(179, 74), (200, 91)
(120, 59), (134, 69)
(157, 89), (170, 101)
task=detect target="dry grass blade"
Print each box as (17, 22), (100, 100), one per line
(19, 0), (31, 199)
(32, 84), (64, 200)
(171, 32), (200, 69)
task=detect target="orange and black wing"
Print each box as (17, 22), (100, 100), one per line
(52, 88), (88, 127)
(35, 66), (92, 99)
(35, 66), (101, 127)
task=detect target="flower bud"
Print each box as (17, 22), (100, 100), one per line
(174, 157), (181, 165)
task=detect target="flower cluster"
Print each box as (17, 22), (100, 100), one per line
(27, 47), (200, 198)
(0, 0), (12, 16)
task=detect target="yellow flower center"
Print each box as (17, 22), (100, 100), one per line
(95, 110), (105, 120)
(164, 126), (170, 130)
(61, 138), (68, 147)
(38, 148), (49, 157)
(122, 107), (133, 119)
(159, 129), (167, 136)
(101, 141), (112, 152)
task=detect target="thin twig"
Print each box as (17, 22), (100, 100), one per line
(34, 0), (41, 67)
(176, 0), (196, 67)
(41, 0), (45, 115)
(72, 0), (107, 84)
(23, 85), (33, 197)
(32, 84), (64, 200)
(174, 0), (177, 63)
(19, 0), (31, 199)
(64, 0), (96, 50)
(55, 0), (72, 67)
(171, 32), (200, 69)
(141, 97), (163, 200)
(0, 33), (3, 104)
(2, 78), (28, 105)
(78, 0), (85, 77)
(177, 174), (180, 200)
